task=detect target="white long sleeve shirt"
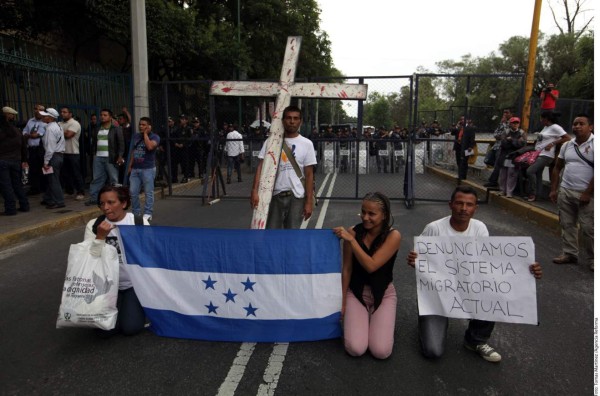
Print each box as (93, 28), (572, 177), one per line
(225, 130), (245, 157)
(42, 122), (65, 165)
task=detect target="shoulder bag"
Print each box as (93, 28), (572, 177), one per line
(573, 143), (594, 168)
(281, 143), (317, 207)
(513, 150), (541, 169)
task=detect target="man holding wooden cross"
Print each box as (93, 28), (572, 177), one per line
(250, 105), (316, 229)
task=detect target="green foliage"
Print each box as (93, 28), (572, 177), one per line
(363, 92), (393, 128)
(497, 36), (531, 73)
(0, 0), (335, 82)
(234, 0), (334, 80)
(0, 0), (591, 106)
(554, 32), (594, 98)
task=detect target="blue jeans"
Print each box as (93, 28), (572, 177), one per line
(43, 154), (64, 205)
(418, 315), (495, 358)
(0, 159), (29, 214)
(89, 156), (119, 202)
(227, 155), (241, 180)
(97, 288), (145, 337)
(129, 167), (156, 216)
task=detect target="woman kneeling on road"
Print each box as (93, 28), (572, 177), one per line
(333, 192), (401, 359)
(83, 185), (149, 336)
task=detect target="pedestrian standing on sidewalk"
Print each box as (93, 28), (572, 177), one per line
(0, 110), (29, 215)
(550, 114), (594, 270)
(85, 109), (125, 206)
(127, 117), (160, 223)
(497, 117), (525, 198)
(40, 108), (66, 209)
(484, 108), (512, 188)
(59, 107), (85, 201)
(22, 104), (47, 195)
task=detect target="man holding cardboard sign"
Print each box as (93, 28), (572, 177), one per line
(407, 186), (542, 363)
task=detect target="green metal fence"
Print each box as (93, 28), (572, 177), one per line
(1, 65), (132, 129)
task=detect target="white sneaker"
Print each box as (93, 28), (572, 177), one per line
(464, 342), (502, 362)
(75, 194), (85, 201)
(143, 214), (152, 223)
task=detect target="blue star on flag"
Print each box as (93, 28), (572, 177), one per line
(223, 288), (237, 303)
(244, 303), (258, 317)
(202, 275), (217, 290)
(241, 277), (256, 292)
(205, 301), (218, 314)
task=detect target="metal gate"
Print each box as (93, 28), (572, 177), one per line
(149, 72), (592, 206)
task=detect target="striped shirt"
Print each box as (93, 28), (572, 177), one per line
(96, 128), (109, 157)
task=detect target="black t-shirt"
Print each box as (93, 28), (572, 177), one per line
(349, 223), (397, 311)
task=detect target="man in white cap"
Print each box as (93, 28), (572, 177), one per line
(2, 106), (18, 123)
(39, 108), (66, 209)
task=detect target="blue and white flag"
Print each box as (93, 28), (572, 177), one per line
(118, 226), (342, 342)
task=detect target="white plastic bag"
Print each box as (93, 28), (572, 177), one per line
(56, 240), (120, 330)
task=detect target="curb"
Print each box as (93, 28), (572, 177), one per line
(0, 209), (101, 251)
(425, 166), (560, 235)
(0, 180), (203, 251)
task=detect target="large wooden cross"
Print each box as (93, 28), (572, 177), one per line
(210, 36), (368, 229)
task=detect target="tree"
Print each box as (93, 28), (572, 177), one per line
(548, 0), (594, 39)
(363, 92), (393, 129)
(0, 0), (336, 83)
(551, 32), (594, 98)
(235, 0), (335, 80)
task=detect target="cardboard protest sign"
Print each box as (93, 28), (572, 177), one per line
(414, 236), (538, 325)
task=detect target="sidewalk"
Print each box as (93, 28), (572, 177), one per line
(0, 174), (560, 251)
(0, 180), (201, 251)
(427, 166), (560, 234)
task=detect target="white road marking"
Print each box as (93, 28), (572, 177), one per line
(216, 342), (257, 396)
(0, 240), (36, 261)
(217, 173), (337, 396)
(315, 172), (337, 229)
(256, 343), (289, 396)
(300, 172), (332, 229)
(256, 173), (337, 396)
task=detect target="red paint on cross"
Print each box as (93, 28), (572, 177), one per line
(221, 87), (233, 93)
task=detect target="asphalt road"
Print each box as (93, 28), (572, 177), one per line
(0, 179), (593, 395)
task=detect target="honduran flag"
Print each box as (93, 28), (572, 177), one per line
(118, 226), (342, 342)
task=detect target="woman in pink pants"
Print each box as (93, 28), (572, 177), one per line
(333, 192), (402, 359)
